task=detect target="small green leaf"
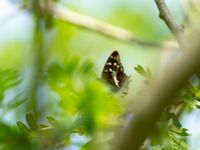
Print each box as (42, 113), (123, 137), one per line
(16, 121), (30, 133)
(7, 99), (25, 109)
(180, 128), (190, 136)
(135, 65), (146, 76)
(47, 116), (57, 125)
(26, 112), (38, 130)
(134, 64), (152, 79)
(172, 115), (182, 128)
(65, 56), (80, 75)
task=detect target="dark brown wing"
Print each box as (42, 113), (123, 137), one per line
(102, 51), (128, 91)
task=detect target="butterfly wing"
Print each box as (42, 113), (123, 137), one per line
(102, 51), (128, 92)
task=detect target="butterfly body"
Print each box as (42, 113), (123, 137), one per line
(102, 51), (128, 93)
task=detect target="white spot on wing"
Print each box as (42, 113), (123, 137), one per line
(106, 62), (112, 66)
(109, 68), (113, 72)
(104, 69), (108, 73)
(113, 75), (119, 87)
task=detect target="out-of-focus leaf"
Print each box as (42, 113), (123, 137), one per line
(26, 112), (38, 130)
(47, 116), (57, 125)
(134, 64), (152, 79)
(7, 99), (26, 109)
(47, 56), (122, 135)
(17, 121), (30, 133)
(0, 122), (31, 150)
(0, 69), (21, 101)
(79, 60), (94, 75)
(150, 111), (190, 150)
(65, 56), (80, 76)
(172, 115), (182, 129)
(180, 128), (190, 137)
(169, 124), (190, 150)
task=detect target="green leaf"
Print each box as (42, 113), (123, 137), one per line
(7, 98), (26, 109)
(26, 112), (38, 130)
(172, 115), (182, 128)
(169, 124), (190, 150)
(65, 56), (80, 76)
(0, 69), (21, 101)
(17, 121), (30, 133)
(134, 64), (152, 79)
(180, 128), (190, 136)
(47, 116), (57, 125)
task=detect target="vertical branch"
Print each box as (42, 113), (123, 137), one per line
(26, 1), (51, 149)
(27, 0), (47, 119)
(155, 0), (185, 47)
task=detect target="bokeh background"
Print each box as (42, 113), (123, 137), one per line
(0, 0), (200, 150)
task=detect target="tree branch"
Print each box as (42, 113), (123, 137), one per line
(51, 3), (178, 49)
(155, 0), (185, 46)
(113, 31), (200, 150)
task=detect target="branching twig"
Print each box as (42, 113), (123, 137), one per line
(155, 0), (185, 46)
(113, 31), (200, 150)
(51, 3), (178, 49)
(0, 2), (178, 50)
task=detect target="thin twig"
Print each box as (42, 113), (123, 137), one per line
(51, 3), (178, 49)
(155, 0), (185, 46)
(0, 2), (178, 50)
(113, 30), (200, 150)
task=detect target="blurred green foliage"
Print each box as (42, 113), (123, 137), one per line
(135, 66), (200, 150)
(0, 0), (200, 150)
(0, 69), (20, 100)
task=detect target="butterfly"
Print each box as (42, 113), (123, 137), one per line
(102, 51), (129, 93)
